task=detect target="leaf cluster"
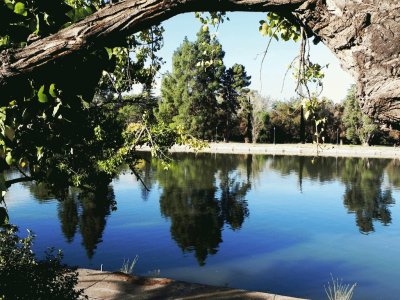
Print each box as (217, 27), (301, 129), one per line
(0, 0), (104, 50)
(259, 12), (300, 42)
(0, 0), (171, 213)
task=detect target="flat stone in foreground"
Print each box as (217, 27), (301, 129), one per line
(77, 269), (307, 300)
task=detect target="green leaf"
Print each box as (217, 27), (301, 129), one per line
(5, 1), (13, 10)
(38, 85), (49, 103)
(105, 47), (113, 60)
(14, 2), (27, 16)
(259, 23), (268, 36)
(34, 14), (40, 34)
(36, 146), (44, 160)
(5, 152), (13, 166)
(4, 126), (15, 141)
(49, 83), (57, 98)
(0, 36), (10, 48)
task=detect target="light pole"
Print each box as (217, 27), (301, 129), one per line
(215, 126), (218, 142)
(273, 126), (276, 145)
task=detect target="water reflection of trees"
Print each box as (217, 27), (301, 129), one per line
(341, 158), (394, 233)
(269, 155), (342, 184)
(386, 159), (400, 189)
(269, 156), (396, 233)
(25, 181), (116, 258)
(22, 153), (400, 259)
(155, 153), (251, 265)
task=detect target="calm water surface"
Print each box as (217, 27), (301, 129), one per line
(6, 153), (400, 300)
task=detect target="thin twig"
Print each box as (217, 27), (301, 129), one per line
(131, 167), (150, 191)
(281, 55), (299, 93)
(16, 165), (30, 179)
(259, 20), (285, 92)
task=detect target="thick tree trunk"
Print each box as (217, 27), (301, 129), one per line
(0, 0), (399, 124)
(297, 0), (400, 126)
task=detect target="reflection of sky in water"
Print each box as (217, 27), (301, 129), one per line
(5, 154), (400, 300)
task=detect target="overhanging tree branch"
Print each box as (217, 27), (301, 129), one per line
(0, 0), (307, 92)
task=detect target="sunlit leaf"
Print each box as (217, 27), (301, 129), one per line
(14, 2), (27, 16)
(49, 83), (57, 98)
(105, 47), (113, 59)
(5, 152), (13, 166)
(38, 85), (49, 103)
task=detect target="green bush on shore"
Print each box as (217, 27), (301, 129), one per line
(0, 225), (86, 300)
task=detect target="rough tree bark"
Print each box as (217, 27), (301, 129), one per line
(0, 0), (399, 125)
(298, 0), (400, 126)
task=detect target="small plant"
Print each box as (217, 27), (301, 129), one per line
(120, 255), (139, 274)
(325, 275), (356, 300)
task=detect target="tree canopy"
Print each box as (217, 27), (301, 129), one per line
(158, 29), (252, 142)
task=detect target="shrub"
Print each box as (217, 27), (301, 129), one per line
(0, 225), (86, 300)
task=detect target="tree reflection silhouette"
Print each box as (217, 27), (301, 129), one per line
(386, 159), (400, 189)
(269, 156), (395, 233)
(156, 153), (251, 265)
(218, 155), (251, 230)
(58, 193), (78, 243)
(77, 187), (116, 258)
(341, 158), (394, 233)
(27, 180), (116, 258)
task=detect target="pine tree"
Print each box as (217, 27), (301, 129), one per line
(342, 85), (378, 145)
(219, 63), (251, 142)
(157, 37), (196, 125)
(157, 28), (225, 140)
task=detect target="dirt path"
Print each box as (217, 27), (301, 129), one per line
(165, 142), (400, 159)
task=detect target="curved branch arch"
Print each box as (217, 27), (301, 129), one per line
(0, 0), (399, 124)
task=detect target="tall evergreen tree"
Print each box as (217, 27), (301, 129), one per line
(157, 28), (225, 140)
(219, 63), (251, 142)
(157, 37), (196, 125)
(342, 85), (378, 145)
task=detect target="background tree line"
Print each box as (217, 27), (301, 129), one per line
(154, 29), (400, 146)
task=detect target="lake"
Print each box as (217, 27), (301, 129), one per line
(6, 153), (400, 299)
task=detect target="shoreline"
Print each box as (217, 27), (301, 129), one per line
(162, 142), (400, 159)
(77, 268), (306, 300)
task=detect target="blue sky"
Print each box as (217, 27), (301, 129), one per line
(154, 12), (354, 103)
